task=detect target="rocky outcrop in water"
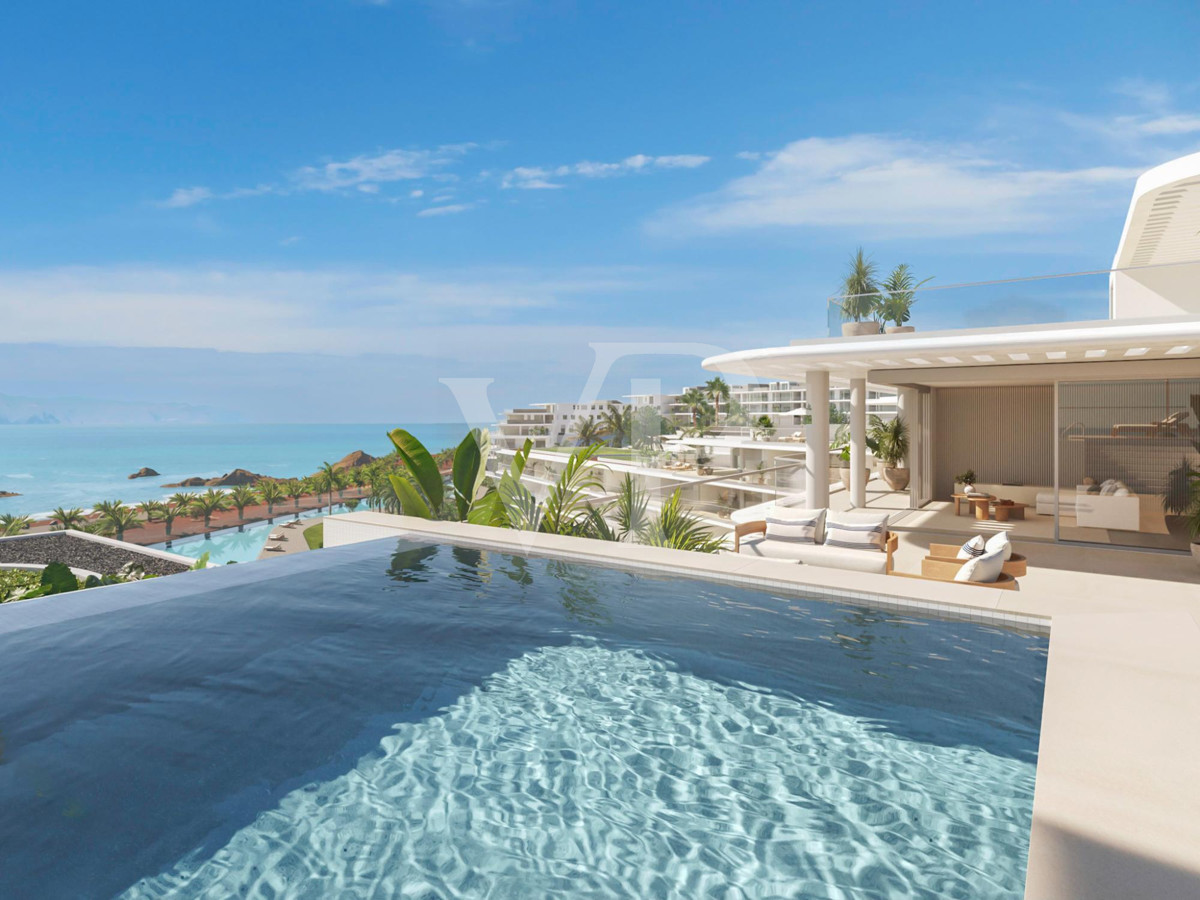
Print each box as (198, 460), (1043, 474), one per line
(162, 469), (270, 488)
(128, 467), (161, 479)
(0, 490), (20, 498)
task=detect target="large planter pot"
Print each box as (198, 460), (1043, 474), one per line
(1192, 542), (1200, 567)
(841, 321), (882, 337)
(838, 467), (872, 490)
(882, 467), (910, 490)
(884, 325), (915, 334)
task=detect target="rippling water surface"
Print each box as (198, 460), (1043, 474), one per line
(0, 539), (1047, 899)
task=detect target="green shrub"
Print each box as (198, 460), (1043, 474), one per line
(40, 562), (79, 595)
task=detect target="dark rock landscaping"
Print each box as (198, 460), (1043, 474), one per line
(0, 533), (191, 576)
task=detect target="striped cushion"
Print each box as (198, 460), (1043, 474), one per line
(824, 512), (889, 552)
(765, 508), (826, 544)
(957, 535), (986, 559)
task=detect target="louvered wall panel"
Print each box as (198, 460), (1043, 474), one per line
(933, 385), (1054, 499)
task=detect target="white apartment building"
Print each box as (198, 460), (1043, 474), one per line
(629, 382), (898, 428)
(493, 400), (626, 449)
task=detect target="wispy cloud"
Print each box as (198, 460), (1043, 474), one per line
(651, 134), (1139, 238)
(160, 187), (214, 209)
(292, 143), (476, 191)
(501, 153), (710, 189)
(416, 203), (472, 217)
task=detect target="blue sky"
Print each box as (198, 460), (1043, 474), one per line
(2, 0), (1199, 423)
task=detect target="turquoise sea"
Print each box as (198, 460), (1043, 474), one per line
(0, 423), (466, 517)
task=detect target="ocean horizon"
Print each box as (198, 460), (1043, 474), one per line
(0, 422), (469, 517)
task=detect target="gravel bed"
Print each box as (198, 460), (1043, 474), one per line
(0, 533), (191, 576)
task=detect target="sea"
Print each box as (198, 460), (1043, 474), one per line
(0, 423), (467, 517)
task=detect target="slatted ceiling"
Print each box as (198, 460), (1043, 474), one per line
(933, 385), (1054, 500)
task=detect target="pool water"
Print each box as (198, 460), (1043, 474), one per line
(0, 539), (1047, 898)
(150, 503), (351, 564)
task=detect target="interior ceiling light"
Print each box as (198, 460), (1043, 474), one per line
(1046, 351), (1067, 360)
(1166, 345), (1193, 354)
(1085, 349), (1107, 358)
(1124, 347), (1150, 357)
(972, 354), (995, 362)
(904, 358), (931, 366)
(1008, 352), (1030, 361)
(937, 356), (963, 364)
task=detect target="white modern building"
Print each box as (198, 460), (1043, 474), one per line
(703, 151), (1200, 553)
(628, 382), (897, 429)
(494, 400), (626, 450)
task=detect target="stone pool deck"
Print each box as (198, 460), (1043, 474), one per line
(325, 511), (1200, 900)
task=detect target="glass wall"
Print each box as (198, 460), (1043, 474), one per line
(1057, 379), (1200, 550)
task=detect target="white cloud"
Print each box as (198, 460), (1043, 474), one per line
(291, 143), (476, 192)
(501, 153), (710, 189)
(0, 264), (697, 357)
(160, 187), (213, 208)
(416, 203), (472, 217)
(409, 188), (424, 198)
(651, 134), (1139, 238)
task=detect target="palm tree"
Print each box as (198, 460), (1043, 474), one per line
(169, 492), (197, 515)
(159, 501), (181, 541)
(228, 485), (259, 530)
(838, 247), (881, 324)
(96, 504), (142, 542)
(679, 387), (707, 428)
(704, 377), (731, 424)
(599, 403), (631, 448)
(136, 500), (164, 524)
(0, 513), (33, 536)
(284, 479), (305, 510)
(572, 415), (603, 446)
(257, 480), (286, 520)
(189, 489), (229, 531)
(316, 463), (340, 512)
(49, 506), (87, 531)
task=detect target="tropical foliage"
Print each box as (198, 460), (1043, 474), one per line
(879, 263), (933, 327)
(870, 415), (909, 467)
(0, 513), (33, 536)
(49, 507), (87, 531)
(838, 247), (881, 323)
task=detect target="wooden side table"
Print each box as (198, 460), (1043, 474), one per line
(993, 501), (1029, 522)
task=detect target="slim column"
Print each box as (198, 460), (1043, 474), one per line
(804, 370), (830, 509)
(898, 387), (919, 508)
(849, 377), (867, 508)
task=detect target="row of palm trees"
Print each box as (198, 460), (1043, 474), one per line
(0, 459), (412, 542)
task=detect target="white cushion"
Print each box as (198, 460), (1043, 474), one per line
(957, 535), (986, 559)
(764, 507), (826, 544)
(738, 536), (887, 574)
(955, 547), (1006, 583)
(984, 532), (1013, 561)
(824, 511), (889, 552)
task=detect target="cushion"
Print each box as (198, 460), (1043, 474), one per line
(957, 535), (986, 559)
(1114, 487), (1130, 497)
(764, 507), (826, 544)
(738, 536), (888, 574)
(955, 547), (1006, 583)
(824, 511), (889, 552)
(984, 531), (1012, 561)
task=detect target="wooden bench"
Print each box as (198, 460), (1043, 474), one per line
(890, 557), (1020, 590)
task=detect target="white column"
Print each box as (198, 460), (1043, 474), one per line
(849, 377), (867, 509)
(804, 370), (830, 509)
(898, 387), (919, 508)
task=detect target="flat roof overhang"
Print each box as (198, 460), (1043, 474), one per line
(1113, 150), (1200, 270)
(703, 315), (1200, 382)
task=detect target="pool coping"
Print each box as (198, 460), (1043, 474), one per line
(324, 512), (1200, 900)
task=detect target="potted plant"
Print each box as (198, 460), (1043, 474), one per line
(871, 415), (910, 490)
(1162, 460), (1200, 565)
(837, 248), (883, 337)
(880, 263), (932, 334)
(753, 415), (775, 440)
(830, 425), (871, 490)
(954, 469), (978, 493)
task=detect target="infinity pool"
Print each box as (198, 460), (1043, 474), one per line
(0, 539), (1047, 898)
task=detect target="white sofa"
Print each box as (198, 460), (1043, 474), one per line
(735, 510), (896, 574)
(1035, 482), (1141, 531)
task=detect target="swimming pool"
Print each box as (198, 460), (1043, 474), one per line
(150, 504), (350, 564)
(0, 538), (1047, 898)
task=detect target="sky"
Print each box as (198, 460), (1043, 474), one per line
(1, 0), (1199, 424)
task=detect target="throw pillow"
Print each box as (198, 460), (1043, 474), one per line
(825, 511), (889, 552)
(954, 547), (1006, 583)
(765, 508), (826, 544)
(957, 535), (986, 559)
(984, 531), (1012, 561)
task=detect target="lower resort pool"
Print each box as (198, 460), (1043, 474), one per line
(0, 539), (1047, 899)
(150, 504), (350, 565)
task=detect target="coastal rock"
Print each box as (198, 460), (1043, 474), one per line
(162, 477), (208, 488)
(0, 490), (20, 498)
(206, 468), (268, 487)
(334, 450), (376, 471)
(128, 467), (161, 479)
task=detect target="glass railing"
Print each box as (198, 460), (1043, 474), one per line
(822, 261), (1200, 338)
